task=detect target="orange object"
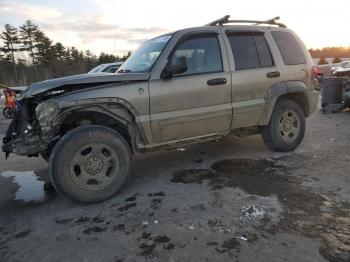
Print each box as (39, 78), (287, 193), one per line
(4, 88), (16, 109)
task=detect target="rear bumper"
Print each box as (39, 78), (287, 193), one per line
(307, 89), (319, 116)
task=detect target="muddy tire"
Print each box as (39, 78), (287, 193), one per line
(261, 99), (305, 152)
(3, 107), (14, 119)
(49, 125), (131, 203)
(40, 150), (50, 162)
(40, 145), (54, 162)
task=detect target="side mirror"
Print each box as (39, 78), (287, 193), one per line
(161, 56), (187, 79)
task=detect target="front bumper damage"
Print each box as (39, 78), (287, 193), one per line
(2, 134), (48, 157)
(2, 100), (56, 158)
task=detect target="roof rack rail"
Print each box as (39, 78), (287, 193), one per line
(206, 15), (287, 28)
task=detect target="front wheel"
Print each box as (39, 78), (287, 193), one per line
(49, 125), (131, 203)
(40, 150), (51, 162)
(261, 99), (305, 152)
(3, 107), (14, 119)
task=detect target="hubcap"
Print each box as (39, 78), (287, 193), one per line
(278, 110), (300, 142)
(69, 143), (119, 191)
(84, 156), (104, 176)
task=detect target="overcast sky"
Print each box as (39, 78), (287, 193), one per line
(0, 0), (349, 56)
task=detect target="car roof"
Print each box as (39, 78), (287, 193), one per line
(173, 25), (291, 36)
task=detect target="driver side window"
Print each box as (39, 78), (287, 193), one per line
(171, 35), (223, 76)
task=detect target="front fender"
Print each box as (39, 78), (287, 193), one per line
(57, 97), (138, 123)
(36, 97), (149, 150)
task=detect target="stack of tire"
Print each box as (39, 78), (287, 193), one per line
(320, 77), (345, 113)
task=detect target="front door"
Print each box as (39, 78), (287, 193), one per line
(149, 32), (232, 143)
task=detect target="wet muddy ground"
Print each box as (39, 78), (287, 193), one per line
(0, 106), (350, 262)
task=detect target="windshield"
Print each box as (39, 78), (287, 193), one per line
(118, 34), (172, 73)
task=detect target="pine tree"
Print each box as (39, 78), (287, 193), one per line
(19, 20), (39, 80)
(332, 57), (342, 64)
(0, 24), (20, 84)
(99, 52), (117, 64)
(53, 42), (66, 61)
(318, 57), (328, 65)
(34, 30), (55, 65)
(85, 50), (97, 70)
(65, 47), (72, 62)
(70, 47), (80, 61)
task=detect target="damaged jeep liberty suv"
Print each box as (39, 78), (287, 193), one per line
(2, 16), (319, 203)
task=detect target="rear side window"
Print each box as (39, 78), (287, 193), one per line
(271, 31), (305, 65)
(227, 32), (274, 70)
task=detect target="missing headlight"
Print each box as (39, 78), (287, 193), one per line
(35, 99), (60, 131)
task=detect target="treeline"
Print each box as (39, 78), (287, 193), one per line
(0, 20), (131, 86)
(309, 47), (350, 59)
(2, 20), (349, 86)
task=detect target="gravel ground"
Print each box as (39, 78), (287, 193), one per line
(0, 104), (349, 262)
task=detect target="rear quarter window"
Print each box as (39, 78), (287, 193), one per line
(227, 32), (274, 70)
(271, 31), (305, 65)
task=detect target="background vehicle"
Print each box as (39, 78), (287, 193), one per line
(332, 60), (350, 77)
(88, 62), (123, 74)
(2, 16), (319, 203)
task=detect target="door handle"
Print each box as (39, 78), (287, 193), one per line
(207, 78), (227, 86)
(266, 71), (281, 78)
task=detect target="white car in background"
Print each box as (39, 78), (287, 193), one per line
(88, 62), (123, 74)
(332, 61), (350, 77)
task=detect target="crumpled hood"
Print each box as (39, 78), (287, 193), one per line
(24, 72), (150, 98)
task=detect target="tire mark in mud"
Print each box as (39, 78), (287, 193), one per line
(171, 158), (350, 262)
(138, 232), (174, 257)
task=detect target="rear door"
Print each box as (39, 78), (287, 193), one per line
(221, 29), (283, 128)
(148, 30), (232, 143)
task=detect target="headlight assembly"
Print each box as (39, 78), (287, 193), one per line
(35, 99), (60, 129)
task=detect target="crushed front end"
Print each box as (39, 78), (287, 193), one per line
(2, 71), (134, 159)
(2, 98), (59, 158)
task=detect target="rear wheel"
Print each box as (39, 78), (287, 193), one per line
(49, 125), (131, 203)
(261, 99), (305, 152)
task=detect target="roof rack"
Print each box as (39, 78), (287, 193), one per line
(206, 15), (287, 28)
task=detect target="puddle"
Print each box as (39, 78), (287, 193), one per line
(0, 170), (51, 203)
(172, 158), (350, 262)
(171, 159), (291, 195)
